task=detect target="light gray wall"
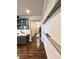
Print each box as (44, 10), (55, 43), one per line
(42, 8), (61, 44)
(41, 0), (61, 59)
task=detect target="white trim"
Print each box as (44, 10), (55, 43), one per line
(18, 16), (42, 20)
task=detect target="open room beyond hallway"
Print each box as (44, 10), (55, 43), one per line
(17, 0), (61, 59)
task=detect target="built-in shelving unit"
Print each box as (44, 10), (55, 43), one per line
(17, 16), (30, 44)
(17, 17), (29, 30)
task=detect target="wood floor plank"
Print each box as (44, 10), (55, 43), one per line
(17, 37), (47, 59)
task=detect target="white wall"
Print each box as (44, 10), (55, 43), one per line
(42, 9), (61, 44)
(42, 0), (57, 21)
(41, 0), (61, 59)
(30, 20), (41, 36)
(42, 33), (60, 59)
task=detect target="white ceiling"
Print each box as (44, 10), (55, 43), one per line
(17, 0), (44, 16)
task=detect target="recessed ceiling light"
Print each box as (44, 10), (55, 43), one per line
(26, 9), (30, 14)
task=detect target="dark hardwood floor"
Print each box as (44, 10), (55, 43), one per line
(17, 37), (47, 59)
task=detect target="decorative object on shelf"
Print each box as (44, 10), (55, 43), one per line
(17, 16), (19, 18)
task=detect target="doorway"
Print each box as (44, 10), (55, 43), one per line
(30, 20), (41, 38)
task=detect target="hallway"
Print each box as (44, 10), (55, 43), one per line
(17, 0), (61, 59)
(17, 37), (47, 59)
